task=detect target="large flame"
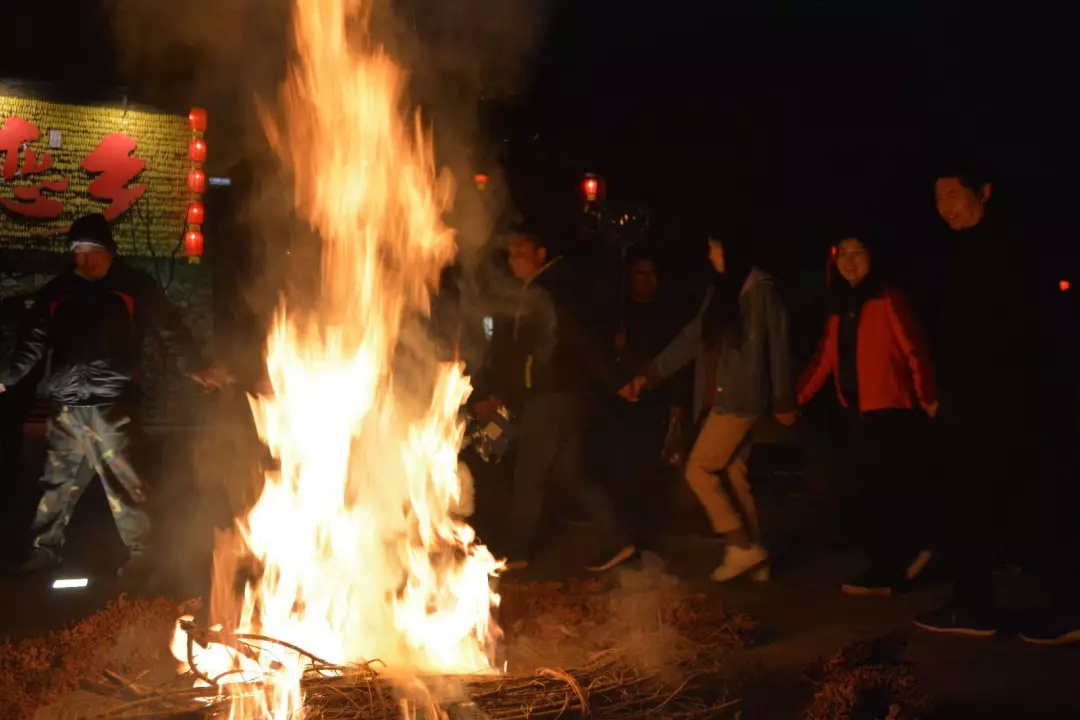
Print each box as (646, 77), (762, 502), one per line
(171, 0), (502, 716)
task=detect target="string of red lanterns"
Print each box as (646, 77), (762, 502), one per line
(185, 107), (207, 263)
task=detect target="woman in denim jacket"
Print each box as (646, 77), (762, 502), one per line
(624, 233), (796, 582)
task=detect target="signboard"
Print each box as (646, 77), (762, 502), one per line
(0, 96), (190, 256)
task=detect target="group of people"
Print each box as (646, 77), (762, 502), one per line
(467, 169), (1079, 647)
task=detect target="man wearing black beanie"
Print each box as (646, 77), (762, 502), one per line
(0, 213), (229, 578)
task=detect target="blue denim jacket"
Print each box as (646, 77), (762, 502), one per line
(653, 268), (794, 418)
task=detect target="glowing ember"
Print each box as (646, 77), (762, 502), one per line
(170, 0), (502, 716)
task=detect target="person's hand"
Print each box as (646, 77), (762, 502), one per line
(922, 401), (939, 419)
(613, 331), (627, 351)
(190, 365), (234, 391)
(472, 396), (501, 423)
(774, 410), (798, 427)
(0, 383), (6, 394)
(618, 376), (647, 402)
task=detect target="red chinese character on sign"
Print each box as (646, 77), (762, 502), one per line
(81, 133), (148, 221)
(0, 116), (69, 219)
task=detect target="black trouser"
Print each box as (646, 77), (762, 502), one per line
(605, 396), (669, 550)
(507, 392), (627, 559)
(847, 409), (929, 576)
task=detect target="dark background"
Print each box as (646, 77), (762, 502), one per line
(2, 1), (1076, 321)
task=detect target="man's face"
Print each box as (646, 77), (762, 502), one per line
(630, 259), (659, 301)
(73, 245), (113, 281)
(935, 177), (989, 231)
(507, 235), (546, 282)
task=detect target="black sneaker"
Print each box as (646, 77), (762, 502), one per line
(11, 548), (61, 576)
(914, 603), (998, 638)
(585, 544), (636, 572)
(1019, 616), (1080, 646)
(841, 569), (897, 597)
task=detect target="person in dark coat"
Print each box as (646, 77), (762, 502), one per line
(471, 231), (635, 572)
(0, 214), (229, 577)
(912, 171), (1079, 644)
(798, 235), (938, 595)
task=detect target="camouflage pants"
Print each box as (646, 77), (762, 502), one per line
(31, 405), (150, 555)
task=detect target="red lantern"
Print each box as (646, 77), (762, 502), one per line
(188, 169), (206, 193)
(473, 173), (489, 191)
(185, 230), (204, 259)
(583, 175), (599, 202)
(189, 107), (208, 133)
(189, 138), (207, 163)
(186, 201), (205, 225)
(1061, 280), (1071, 292)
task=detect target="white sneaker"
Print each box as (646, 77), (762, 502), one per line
(710, 544), (768, 582)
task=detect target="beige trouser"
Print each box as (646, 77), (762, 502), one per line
(685, 411), (759, 537)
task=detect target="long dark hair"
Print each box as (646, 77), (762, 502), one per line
(701, 229), (752, 347)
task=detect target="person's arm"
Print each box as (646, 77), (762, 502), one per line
(0, 288), (54, 390)
(556, 301), (627, 394)
(761, 280), (796, 415)
(796, 316), (838, 406)
(646, 292), (708, 384)
(140, 278), (209, 375)
(883, 288), (938, 408)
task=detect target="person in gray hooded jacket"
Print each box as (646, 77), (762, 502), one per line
(623, 232), (795, 581)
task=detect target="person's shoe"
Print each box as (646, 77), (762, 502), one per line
(710, 543), (768, 582)
(1018, 616), (1080, 646)
(116, 552), (154, 579)
(585, 544), (636, 572)
(913, 603), (997, 638)
(841, 569), (897, 597)
(905, 550), (933, 581)
(11, 548), (61, 576)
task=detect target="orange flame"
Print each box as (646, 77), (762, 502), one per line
(171, 0), (502, 716)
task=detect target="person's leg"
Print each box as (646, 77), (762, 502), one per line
(684, 411), (756, 537)
(723, 438), (758, 541)
(21, 407), (94, 570)
(89, 406), (152, 564)
(504, 396), (561, 564)
(548, 394), (634, 571)
(915, 405), (1000, 635)
(684, 411), (764, 580)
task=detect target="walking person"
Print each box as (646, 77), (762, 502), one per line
(913, 170), (1079, 642)
(797, 235), (938, 595)
(623, 230), (796, 581)
(0, 214), (228, 577)
(472, 230), (635, 572)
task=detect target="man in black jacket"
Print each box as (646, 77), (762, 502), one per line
(473, 231), (635, 572)
(0, 213), (227, 576)
(913, 172), (1079, 645)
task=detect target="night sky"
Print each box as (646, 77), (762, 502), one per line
(3, 1), (1074, 276)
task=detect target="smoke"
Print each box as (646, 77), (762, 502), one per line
(107, 0), (553, 624)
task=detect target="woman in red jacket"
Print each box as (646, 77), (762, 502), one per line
(798, 236), (938, 596)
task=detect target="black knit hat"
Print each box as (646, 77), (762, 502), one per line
(68, 213), (116, 255)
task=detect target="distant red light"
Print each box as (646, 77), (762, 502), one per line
(188, 107), (208, 133)
(185, 230), (204, 259)
(473, 173), (489, 191)
(189, 138), (207, 163)
(186, 201), (205, 225)
(188, 169), (206, 193)
(1060, 280), (1071, 292)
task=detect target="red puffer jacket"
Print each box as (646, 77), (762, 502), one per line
(797, 286), (937, 412)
